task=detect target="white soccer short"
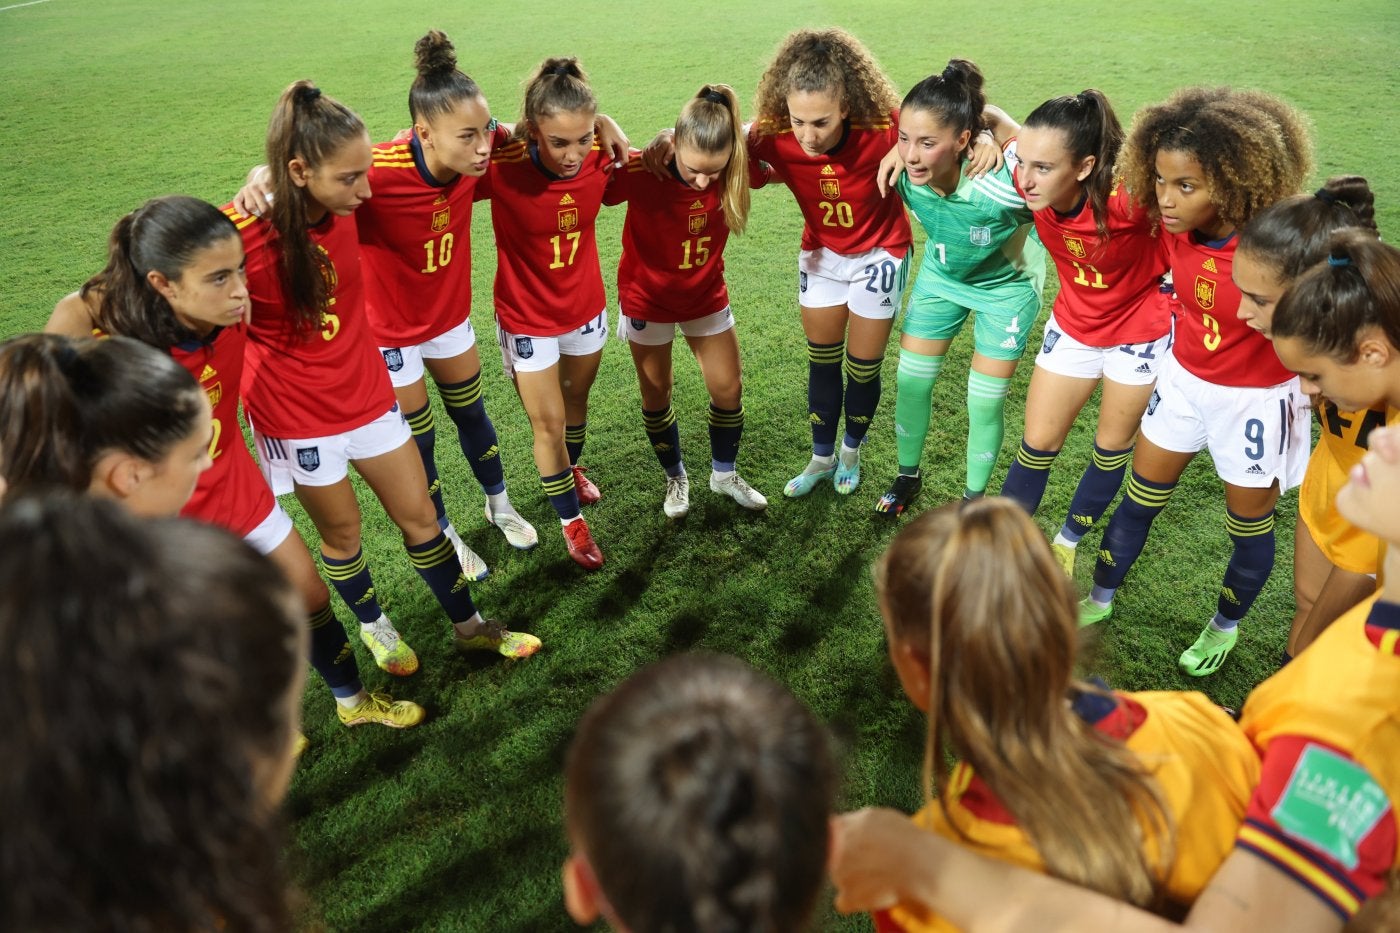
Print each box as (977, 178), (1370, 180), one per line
(797, 246), (909, 320)
(243, 501), (296, 556)
(379, 317), (478, 389)
(497, 309), (609, 377)
(618, 305), (735, 347)
(1140, 353), (1309, 490)
(254, 402), (411, 495)
(1034, 312), (1171, 386)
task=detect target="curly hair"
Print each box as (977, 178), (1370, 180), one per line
(565, 652), (837, 933)
(1119, 86), (1313, 232)
(0, 494), (300, 931)
(753, 27), (899, 134)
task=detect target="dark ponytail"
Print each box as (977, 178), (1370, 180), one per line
(408, 30), (482, 124)
(1238, 175), (1378, 281)
(1023, 90), (1123, 242)
(265, 80), (366, 335)
(1271, 230), (1400, 359)
(565, 653), (836, 933)
(901, 59), (985, 161)
(0, 334), (204, 495)
(81, 196), (239, 348)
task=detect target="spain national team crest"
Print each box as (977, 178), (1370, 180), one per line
(315, 244), (338, 291)
(1041, 330), (1061, 354)
(382, 348), (405, 372)
(688, 212), (707, 235)
(1195, 275), (1217, 310)
(431, 207), (450, 233)
(558, 208), (578, 232)
(969, 226), (992, 247)
(205, 382), (222, 409)
(515, 336), (534, 359)
(296, 447), (321, 471)
(1062, 235), (1087, 259)
(820, 178), (841, 200)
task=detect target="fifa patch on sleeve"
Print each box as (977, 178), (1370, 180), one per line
(1272, 744), (1389, 870)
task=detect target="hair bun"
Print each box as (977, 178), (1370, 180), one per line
(413, 29), (458, 76)
(293, 84), (322, 105)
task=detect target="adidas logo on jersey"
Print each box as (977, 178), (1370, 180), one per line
(1134, 363), (1153, 374)
(559, 193), (576, 205)
(198, 364), (217, 382)
(691, 200), (704, 210)
(1245, 464), (1266, 475)
(821, 165), (836, 175)
(1202, 257), (1219, 273)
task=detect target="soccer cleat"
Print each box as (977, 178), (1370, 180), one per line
(359, 614), (420, 677)
(834, 448), (862, 495)
(874, 473), (922, 516)
(562, 518), (604, 570)
(454, 619), (543, 659)
(1077, 597), (1113, 628)
(710, 471), (768, 511)
(572, 465), (601, 505)
(484, 503), (539, 551)
(783, 462), (837, 498)
(336, 691), (426, 729)
(443, 524), (489, 581)
(293, 732), (309, 757)
(1179, 623), (1240, 677)
(663, 474), (690, 518)
(1052, 541), (1077, 578)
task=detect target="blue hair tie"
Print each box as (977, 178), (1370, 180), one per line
(1327, 253), (1351, 267)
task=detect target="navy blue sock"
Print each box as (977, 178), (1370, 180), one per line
(1060, 444), (1134, 543)
(807, 340), (844, 456)
(307, 602), (362, 699)
(404, 402), (447, 525)
(643, 406), (684, 475)
(321, 548), (382, 624)
(842, 351), (883, 446)
(1092, 472), (1177, 590)
(541, 468), (581, 521)
(565, 423), (587, 466)
(406, 532), (478, 624)
(708, 403), (743, 473)
(1000, 439), (1059, 516)
(438, 373), (506, 496)
(1219, 509), (1276, 623)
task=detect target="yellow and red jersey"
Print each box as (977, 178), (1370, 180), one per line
(749, 112), (911, 258)
(603, 151), (730, 323)
(223, 206), (395, 437)
(1164, 230), (1291, 387)
(478, 139), (611, 336)
(356, 124), (511, 347)
(878, 690), (1257, 932)
(1238, 593), (1400, 921)
(1015, 175), (1170, 346)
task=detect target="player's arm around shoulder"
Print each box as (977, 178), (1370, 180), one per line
(47, 289), (101, 337)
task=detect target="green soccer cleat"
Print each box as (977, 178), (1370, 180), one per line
(783, 463), (837, 498)
(1078, 597), (1113, 628)
(834, 447), (862, 495)
(336, 691), (426, 729)
(359, 614), (420, 677)
(1178, 623), (1239, 677)
(1052, 541), (1077, 578)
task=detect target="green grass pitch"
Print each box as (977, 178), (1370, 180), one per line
(2, 0), (1398, 929)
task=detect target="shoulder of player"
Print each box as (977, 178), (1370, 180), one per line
(491, 138), (531, 165)
(371, 139), (417, 173)
(966, 165), (1026, 211)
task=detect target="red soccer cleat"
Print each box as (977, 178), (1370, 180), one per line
(562, 517), (604, 570)
(572, 465), (601, 505)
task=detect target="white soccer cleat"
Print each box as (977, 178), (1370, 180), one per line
(443, 523), (489, 581)
(484, 504), (539, 551)
(664, 474), (691, 518)
(711, 471), (768, 511)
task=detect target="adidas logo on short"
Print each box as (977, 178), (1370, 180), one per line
(1245, 464), (1266, 475)
(1135, 363), (1153, 374)
(1000, 336), (1018, 349)
(880, 297), (893, 307)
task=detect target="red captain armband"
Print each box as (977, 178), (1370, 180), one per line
(1237, 735), (1396, 919)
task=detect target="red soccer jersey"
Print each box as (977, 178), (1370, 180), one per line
(358, 123), (512, 347)
(603, 151), (730, 323)
(1015, 174), (1170, 345)
(172, 324), (278, 538)
(1164, 230), (1291, 387)
(477, 139), (611, 336)
(223, 206), (397, 437)
(749, 113), (911, 257)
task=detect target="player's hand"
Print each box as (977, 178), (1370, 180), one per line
(829, 808), (932, 914)
(876, 144), (904, 198)
(964, 131), (1004, 179)
(232, 165), (274, 217)
(641, 129), (675, 180)
(595, 113), (629, 171)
